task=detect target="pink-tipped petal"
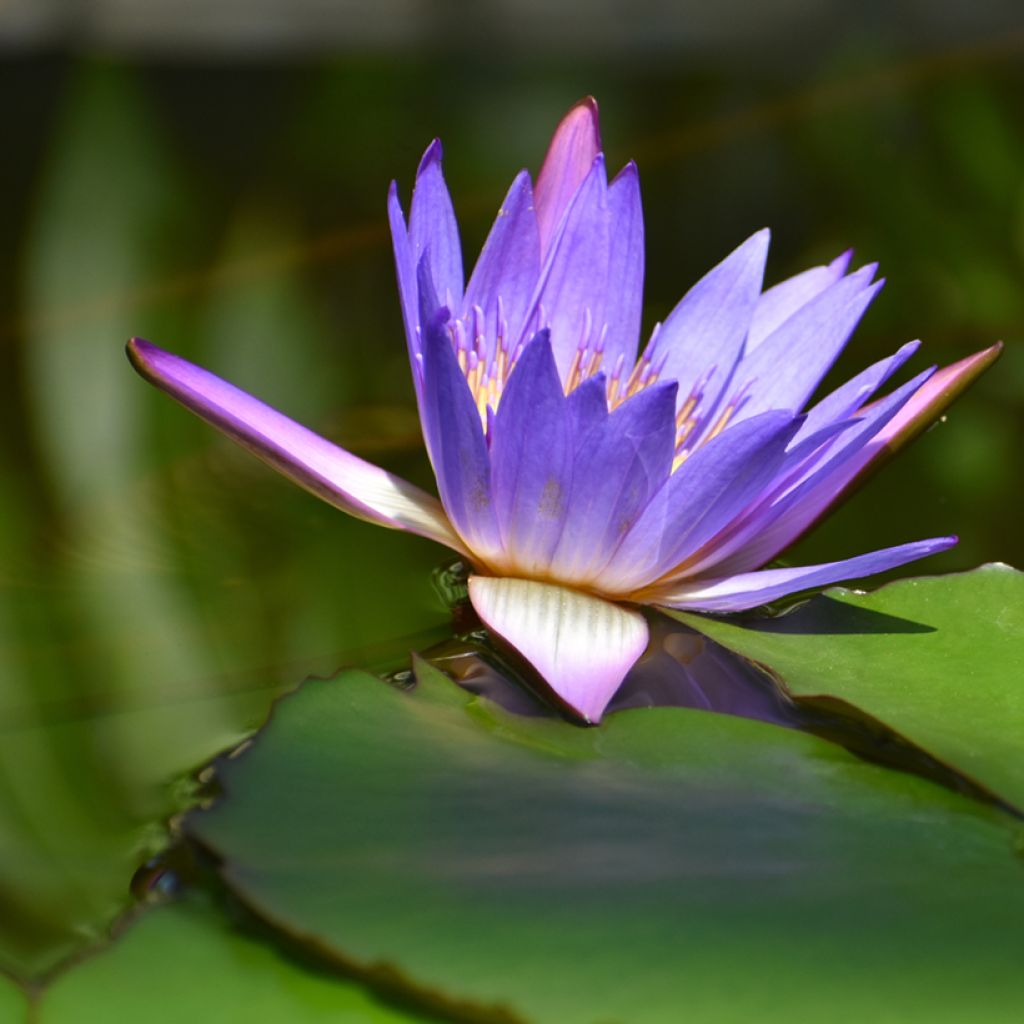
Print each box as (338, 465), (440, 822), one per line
(127, 338), (466, 554)
(833, 342), (1004, 502)
(468, 576), (649, 724)
(524, 155), (610, 380)
(534, 97), (602, 255)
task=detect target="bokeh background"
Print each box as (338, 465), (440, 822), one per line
(1, 0), (1022, 984)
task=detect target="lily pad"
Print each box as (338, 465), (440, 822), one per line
(187, 662), (1024, 1024)
(38, 896), (429, 1023)
(672, 564), (1024, 813)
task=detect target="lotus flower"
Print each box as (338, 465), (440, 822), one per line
(127, 98), (999, 723)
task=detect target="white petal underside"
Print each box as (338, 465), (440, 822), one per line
(467, 576), (649, 723)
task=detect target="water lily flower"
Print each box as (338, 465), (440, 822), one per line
(127, 98), (999, 723)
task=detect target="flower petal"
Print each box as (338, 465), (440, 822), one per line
(534, 97), (602, 255)
(831, 341), (1003, 502)
(656, 537), (957, 613)
(646, 229), (769, 419)
(489, 332), (573, 574)
(547, 381), (677, 582)
(706, 345), (1000, 576)
(418, 308), (503, 562)
(678, 367), (936, 578)
(746, 250), (853, 351)
(126, 338), (464, 552)
(525, 155), (610, 380)
(467, 575), (649, 723)
(795, 340), (920, 442)
(566, 372), (610, 443)
(597, 410), (799, 593)
(462, 170), (540, 363)
(603, 161), (645, 370)
(409, 140), (464, 310)
(387, 181), (418, 366)
(730, 266), (882, 421)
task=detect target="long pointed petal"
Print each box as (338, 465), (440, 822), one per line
(525, 155), (610, 380)
(387, 181), (419, 367)
(603, 161), (645, 369)
(678, 368), (936, 578)
(647, 229), (769, 419)
(795, 340), (920, 442)
(409, 140), (464, 310)
(462, 170), (541, 362)
(418, 308), (503, 562)
(730, 266), (882, 422)
(489, 332), (573, 574)
(746, 250), (853, 351)
(534, 97), (602, 255)
(698, 343), (997, 579)
(655, 537), (957, 613)
(126, 338), (464, 552)
(828, 342), (1003, 504)
(468, 575), (648, 723)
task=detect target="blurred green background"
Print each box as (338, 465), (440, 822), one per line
(1, 3), (1022, 987)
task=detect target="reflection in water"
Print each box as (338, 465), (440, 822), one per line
(428, 598), (1019, 818)
(429, 606), (798, 729)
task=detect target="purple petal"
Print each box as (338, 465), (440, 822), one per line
(730, 266), (882, 422)
(827, 342), (1004, 502)
(547, 382), (677, 582)
(698, 347), (997, 573)
(409, 140), (464, 311)
(534, 97), (602, 256)
(418, 310), (503, 562)
(489, 332), (573, 574)
(462, 170), (541, 362)
(746, 250), (853, 351)
(603, 161), (645, 370)
(678, 368), (937, 578)
(678, 345), (998, 582)
(795, 340), (920, 442)
(597, 410), (799, 593)
(566, 373), (610, 445)
(126, 338), (464, 552)
(655, 536), (957, 613)
(524, 155), (610, 381)
(468, 575), (648, 723)
(387, 181), (419, 367)
(646, 229), (769, 419)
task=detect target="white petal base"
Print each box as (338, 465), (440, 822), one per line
(467, 576), (649, 723)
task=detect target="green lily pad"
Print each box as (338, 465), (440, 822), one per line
(671, 564), (1024, 813)
(38, 896), (429, 1024)
(186, 662), (1024, 1024)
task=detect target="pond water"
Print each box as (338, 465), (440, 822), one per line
(1, 44), (1022, 985)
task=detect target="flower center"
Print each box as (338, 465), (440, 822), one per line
(447, 304), (748, 470)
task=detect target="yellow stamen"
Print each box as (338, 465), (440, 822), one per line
(565, 348), (584, 394)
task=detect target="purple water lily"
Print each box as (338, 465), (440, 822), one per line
(128, 98), (999, 723)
